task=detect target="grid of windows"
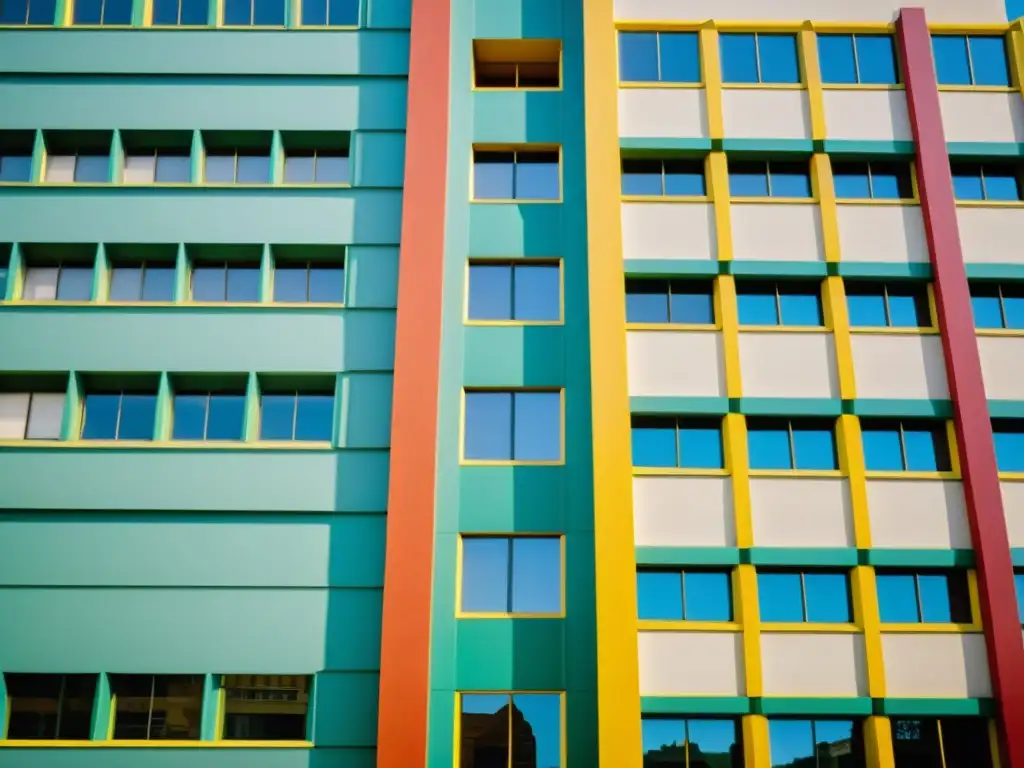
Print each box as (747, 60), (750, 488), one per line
(81, 391), (158, 441)
(0, 392), (65, 439)
(625, 279), (715, 325)
(993, 420), (1024, 472)
(173, 392), (246, 441)
(971, 282), (1024, 329)
(931, 35), (1011, 86)
(641, 717), (742, 767)
(758, 569), (852, 623)
(463, 390), (561, 462)
(768, 719), (865, 768)
(832, 160), (914, 200)
(636, 569), (732, 621)
(951, 162), (1021, 201)
(621, 158), (706, 197)
(720, 33), (800, 84)
(461, 536), (562, 615)
(459, 693), (562, 768)
(736, 281), (823, 327)
(618, 31), (701, 83)
(23, 263), (94, 301)
(259, 392), (334, 442)
(892, 718), (992, 768)
(747, 418), (838, 471)
(473, 148), (560, 201)
(845, 281), (931, 328)
(861, 419), (952, 472)
(729, 160), (811, 198)
(2, 674), (97, 740)
(818, 33), (899, 85)
(467, 261), (560, 322)
(0, 0), (57, 23)
(73, 0), (132, 24)
(876, 570), (973, 624)
(630, 416), (724, 470)
(273, 262), (345, 304)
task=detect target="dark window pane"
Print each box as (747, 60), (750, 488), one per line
(118, 394), (156, 440)
(223, 0), (250, 22)
(178, 0), (206, 23)
(631, 417), (676, 467)
(285, 155), (315, 183)
(512, 694), (560, 768)
(511, 537), (561, 613)
(877, 573), (920, 622)
(669, 283), (714, 324)
(465, 391), (512, 460)
(663, 159), (706, 196)
(815, 720), (862, 768)
(1017, 573), (1024, 622)
(770, 161), (812, 198)
(237, 154), (269, 183)
(226, 266), (259, 302)
(737, 283), (779, 325)
(862, 426), (905, 471)
(982, 167), (1021, 201)
(260, 394), (296, 440)
(969, 36), (1010, 86)
(0, 155), (32, 181)
(57, 267), (93, 301)
(5, 674), (96, 740)
(468, 264), (512, 320)
(642, 718), (686, 764)
(74, 155), (109, 182)
(626, 280), (670, 323)
(81, 394), (120, 439)
(206, 394), (245, 440)
(192, 266), (225, 301)
(301, 0), (326, 23)
(474, 152), (514, 199)
(759, 34), (800, 83)
(871, 162), (914, 199)
(689, 719), (741, 768)
(932, 36), (972, 85)
(28, 0), (57, 23)
(903, 424), (951, 472)
(514, 264), (559, 321)
(659, 32), (700, 83)
(1, 0), (30, 22)
(327, 0), (357, 25)
(833, 162), (872, 199)
(791, 424), (837, 470)
(730, 161), (770, 197)
(721, 33), (759, 83)
(513, 391), (561, 460)
(73, 0), (102, 22)
(637, 571), (683, 620)
(622, 158), (663, 195)
(315, 155), (348, 183)
(857, 35), (899, 84)
(274, 268), (308, 302)
(461, 694), (510, 766)
(109, 267), (143, 301)
(515, 153), (559, 199)
(172, 395), (207, 440)
(679, 422), (723, 470)
(222, 676), (308, 741)
(103, 0), (132, 23)
(758, 572), (804, 622)
(462, 538), (509, 612)
(308, 267), (344, 304)
(769, 719), (813, 767)
(887, 285), (931, 328)
(847, 284), (889, 327)
(619, 31), (659, 82)
(112, 675), (202, 740)
(818, 34), (857, 84)
(892, 719), (943, 768)
(142, 267), (175, 302)
(155, 155), (190, 182)
(294, 394), (334, 441)
(804, 573), (850, 622)
(685, 571), (732, 621)
(941, 718), (994, 768)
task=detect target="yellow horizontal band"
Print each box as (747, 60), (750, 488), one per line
(456, 612), (564, 619)
(998, 473), (1024, 482)
(864, 471), (960, 481)
(849, 327), (939, 335)
(632, 467), (729, 477)
(638, 620), (742, 632)
(721, 83), (806, 90)
(9, 301), (345, 309)
(928, 22), (1011, 32)
(835, 199), (919, 207)
(760, 622), (861, 633)
(879, 623), (983, 634)
(626, 322), (721, 332)
(464, 320), (563, 327)
(747, 469), (845, 479)
(938, 85), (1016, 93)
(976, 329), (1024, 337)
(821, 84), (905, 91)
(955, 200), (1024, 208)
(470, 198), (562, 205)
(0, 741), (313, 749)
(460, 459), (565, 467)
(738, 325), (828, 334)
(730, 197), (818, 205)
(620, 195), (712, 203)
(618, 81), (706, 89)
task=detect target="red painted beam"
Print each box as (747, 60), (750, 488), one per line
(376, 0), (451, 764)
(897, 9), (1024, 765)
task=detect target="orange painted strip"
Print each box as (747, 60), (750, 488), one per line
(376, 0), (451, 764)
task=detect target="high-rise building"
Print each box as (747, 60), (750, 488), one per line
(1, 0), (1023, 767)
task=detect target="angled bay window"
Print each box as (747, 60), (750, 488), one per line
(758, 569), (852, 623)
(300, 0), (357, 25)
(223, 0), (284, 25)
(282, 131), (350, 185)
(459, 693), (562, 768)
(971, 282), (1024, 329)
(861, 419), (952, 472)
(768, 719), (865, 768)
(618, 31), (700, 83)
(151, 0), (207, 23)
(221, 675), (310, 740)
(818, 33), (899, 85)
(203, 132), (272, 184)
(467, 260), (560, 322)
(621, 157), (706, 196)
(2, 673), (97, 740)
(747, 417), (837, 471)
(637, 569), (732, 621)
(932, 35), (1010, 87)
(0, 0), (57, 23)
(43, 131), (112, 183)
(729, 159), (811, 198)
(951, 162), (1022, 201)
(642, 717), (742, 767)
(876, 570), (973, 624)
(463, 389), (562, 462)
(110, 674), (202, 740)
(21, 244), (96, 302)
(720, 32), (800, 84)
(81, 381), (159, 441)
(0, 131), (35, 181)
(845, 281), (932, 328)
(461, 536), (562, 615)
(832, 160), (914, 200)
(736, 280), (823, 327)
(631, 416), (724, 469)
(72, 0), (132, 24)
(625, 278), (715, 325)
(473, 145), (560, 201)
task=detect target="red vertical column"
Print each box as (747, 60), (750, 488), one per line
(376, 0), (451, 765)
(897, 8), (1024, 765)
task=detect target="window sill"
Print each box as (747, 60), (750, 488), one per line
(748, 469), (844, 478)
(976, 328), (1024, 336)
(473, 86), (563, 93)
(937, 85), (1016, 93)
(721, 83), (806, 91)
(470, 198), (563, 205)
(0, 741), (314, 748)
(879, 623), (982, 634)
(954, 200), (1024, 209)
(618, 81), (705, 90)
(849, 326), (939, 335)
(638, 620), (741, 632)
(457, 612), (565, 619)
(835, 198), (919, 206)
(633, 467), (728, 477)
(730, 196), (818, 205)
(465, 319), (564, 327)
(998, 472), (1024, 481)
(4, 301), (346, 310)
(460, 459), (564, 467)
(760, 622), (860, 633)
(821, 83), (904, 91)
(621, 195), (711, 203)
(0, 440), (334, 450)
(626, 322), (720, 332)
(864, 470), (959, 481)
(737, 325), (829, 334)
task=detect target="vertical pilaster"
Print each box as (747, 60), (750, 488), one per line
(89, 673), (112, 741)
(243, 372), (260, 442)
(154, 372), (173, 441)
(190, 130), (204, 183)
(174, 244), (189, 303)
(31, 129), (46, 183)
(199, 674), (220, 740)
(108, 129), (124, 183)
(61, 372), (84, 441)
(93, 243), (110, 303)
(5, 243), (24, 301)
(259, 243), (274, 303)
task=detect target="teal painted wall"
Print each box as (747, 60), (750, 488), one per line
(0, 8), (407, 763)
(428, 1), (598, 765)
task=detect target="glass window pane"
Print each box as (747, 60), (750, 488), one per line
(659, 32), (700, 83)
(252, 0), (283, 23)
(769, 719), (813, 767)
(315, 155), (348, 183)
(902, 425), (949, 472)
(513, 391), (561, 461)
(468, 264), (511, 320)
(294, 394), (333, 441)
(631, 418), (677, 467)
(892, 719), (943, 768)
(847, 286), (889, 327)
(637, 571), (683, 620)
(511, 537), (561, 613)
(758, 572), (804, 622)
(758, 34), (800, 84)
(778, 289), (822, 326)
(172, 395), (207, 440)
(862, 426), (905, 471)
(818, 34), (857, 84)
(205, 154), (236, 183)
(856, 35), (899, 84)
(994, 427), (1024, 472)
(982, 167), (1021, 201)
(285, 155), (315, 183)
(0, 155), (32, 181)
(103, 0), (132, 22)
(969, 36), (1011, 86)
(679, 424), (723, 470)
(815, 720), (860, 768)
(1, 0), (30, 22)
(465, 391), (512, 460)
(951, 166), (984, 200)
(917, 574), (953, 623)
(206, 394), (245, 440)
(791, 425), (837, 470)
(118, 394), (156, 440)
(308, 267), (344, 304)
(474, 153), (514, 199)
(109, 267), (143, 301)
(688, 719), (740, 766)
(301, 0), (326, 23)
(870, 162), (914, 200)
(237, 155), (269, 183)
(155, 155), (190, 183)
(73, 0), (102, 22)
(1004, 289), (1024, 329)
(642, 718), (687, 764)
(621, 159), (663, 195)
(25, 394), (64, 440)
(74, 155), (108, 182)
(932, 35), (972, 85)
(514, 264), (559, 321)
(327, 0), (357, 24)
(515, 155), (559, 200)
(737, 284), (779, 325)
(971, 293), (1004, 329)
(57, 267), (93, 301)
(1016, 573), (1024, 622)
(729, 161), (770, 197)
(887, 287), (931, 328)
(720, 33), (759, 83)
(222, 0), (249, 23)
(460, 694), (510, 765)
(124, 154), (156, 183)
(512, 695), (561, 768)
(81, 394), (120, 439)
(832, 163), (872, 199)
(804, 573), (851, 622)
(663, 159), (706, 196)
(626, 280), (670, 323)
(143, 266), (174, 304)
(618, 31), (659, 82)
(260, 394), (295, 440)
(179, 0), (207, 24)
(748, 424), (792, 470)
(941, 718), (994, 768)
(769, 162), (812, 198)
(462, 538), (509, 612)
(877, 573), (920, 622)
(29, 0), (57, 23)
(669, 284), (714, 324)
(685, 572), (732, 621)
(226, 267), (260, 302)
(192, 266), (224, 301)
(274, 268), (308, 303)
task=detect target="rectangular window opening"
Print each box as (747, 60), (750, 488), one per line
(460, 693), (563, 768)
(0, 0), (58, 24)
(618, 30), (701, 84)
(631, 415), (724, 470)
(637, 568), (733, 622)
(861, 418), (953, 473)
(845, 280), (931, 329)
(43, 131), (113, 183)
(3, 673), (97, 740)
(461, 535), (562, 615)
(474, 39), (561, 89)
(467, 259), (560, 322)
(258, 383), (335, 443)
(768, 718), (867, 768)
(81, 383), (160, 441)
(299, 0), (356, 25)
(932, 34), (1010, 87)
(736, 280), (823, 327)
(951, 161), (1022, 202)
(892, 718), (992, 768)
(222, 0), (285, 25)
(110, 674), (203, 740)
(473, 146), (560, 201)
(621, 156), (707, 197)
(0, 130), (36, 181)
(833, 159), (914, 200)
(721, 32), (800, 85)
(747, 417), (838, 471)
(729, 158), (812, 199)
(0, 388), (66, 440)
(625, 278), (715, 325)
(72, 0), (133, 25)
(818, 33), (899, 85)
(464, 389), (562, 462)
(20, 243), (97, 302)
(222, 675), (311, 740)
(970, 281), (1024, 330)
(757, 568), (852, 623)
(876, 569), (973, 624)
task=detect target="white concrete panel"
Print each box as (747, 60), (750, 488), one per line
(1002, 482), (1024, 549)
(22, 267), (58, 300)
(621, 203), (716, 261)
(837, 205), (929, 264)
(627, 331), (725, 397)
(619, 88), (708, 139)
(979, 336), (1024, 401)
(739, 333), (839, 398)
(613, 0), (1004, 23)
(723, 89), (810, 140)
(634, 476), (735, 547)
(866, 480), (971, 549)
(750, 477), (853, 548)
(25, 394), (65, 440)
(44, 155), (75, 183)
(823, 90), (911, 142)
(731, 204), (823, 262)
(882, 633), (991, 698)
(0, 393), (30, 439)
(638, 631), (744, 696)
(940, 92), (1024, 144)
(957, 207), (1024, 265)
(851, 335), (949, 401)
(760, 633), (867, 696)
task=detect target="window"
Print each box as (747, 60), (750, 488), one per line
(618, 31), (700, 84)
(994, 420), (1024, 473)
(23, 263), (94, 301)
(950, 162), (1021, 201)
(259, 391), (334, 442)
(971, 282), (1024, 329)
(109, 263), (176, 302)
(747, 418), (837, 471)
(461, 536), (561, 615)
(204, 150), (271, 184)
(1016, 572), (1024, 623)
(0, 0), (57, 23)
(736, 281), (823, 326)
(0, 135), (33, 181)
(124, 151), (191, 183)
(191, 263), (260, 302)
(621, 158), (706, 196)
(173, 392), (246, 441)
(301, 0), (356, 25)
(464, 390), (561, 462)
(758, 570), (852, 623)
(274, 262), (345, 304)
(641, 717), (743, 767)
(459, 693), (562, 768)
(818, 34), (899, 85)
(637, 569), (732, 621)
(151, 0), (207, 23)
(223, 0), (284, 25)
(768, 719), (865, 768)
(284, 149), (349, 184)
(72, 0), (132, 24)
(861, 419), (952, 472)
(832, 160), (913, 200)
(473, 148), (560, 201)
(631, 416), (724, 469)
(845, 281), (931, 328)
(0, 392), (64, 439)
(473, 39), (560, 88)
(222, 675), (310, 740)
(720, 33), (800, 84)
(626, 279), (715, 325)
(932, 35), (1010, 87)
(467, 261), (559, 322)
(81, 391), (158, 440)
(45, 153), (109, 183)
(3, 674), (96, 740)
(729, 160), (811, 198)
(876, 570), (972, 624)
(110, 674), (202, 740)
(892, 718), (992, 768)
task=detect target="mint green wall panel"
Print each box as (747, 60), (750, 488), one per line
(0, 80), (407, 132)
(345, 247), (399, 309)
(467, 204), (563, 256)
(0, 451), (388, 512)
(323, 593), (383, 671)
(455, 621), (566, 690)
(0, 190), (402, 245)
(473, 92), (563, 143)
(365, 0), (410, 28)
(338, 373), (393, 449)
(311, 672), (379, 747)
(463, 326), (565, 386)
(0, 516), (385, 588)
(352, 132), (406, 188)
(472, 0), (563, 38)
(0, 749), (376, 768)
(0, 31), (410, 77)
(458, 467), (566, 532)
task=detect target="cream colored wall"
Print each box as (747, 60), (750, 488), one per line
(850, 335), (949, 401)
(738, 333), (839, 398)
(612, 0), (1006, 22)
(823, 90), (911, 142)
(731, 204), (824, 262)
(866, 480), (971, 549)
(836, 205), (928, 264)
(627, 331), (726, 397)
(882, 634), (991, 698)
(957, 208), (1024, 265)
(1001, 481), (1024, 548)
(621, 203), (717, 261)
(940, 92), (1024, 145)
(760, 633), (867, 696)
(633, 476), (736, 547)
(618, 89), (709, 138)
(978, 336), (1024, 400)
(638, 631), (745, 695)
(722, 90), (810, 139)
(750, 478), (854, 548)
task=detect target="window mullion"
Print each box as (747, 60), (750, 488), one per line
(674, 418), (681, 468)
(766, 161), (773, 196)
(655, 32), (662, 81)
(679, 570), (687, 620)
(883, 285), (892, 328)
(147, 675), (156, 741)
(774, 282), (782, 324)
(898, 422), (909, 471)
(510, 392), (517, 459)
(666, 280), (673, 323)
(683, 719), (691, 767)
(999, 284), (1008, 328)
(979, 165), (988, 201)
(506, 538), (515, 612)
(754, 33), (763, 83)
(139, 263), (147, 301)
(801, 572), (809, 621)
(787, 420), (796, 469)
(55, 675), (67, 738)
(509, 264), (517, 321)
(114, 392), (124, 440)
(866, 162), (875, 199)
(507, 694), (514, 768)
(851, 35), (862, 84)
(660, 160), (667, 196)
(305, 261), (313, 302)
(936, 718), (948, 768)
(964, 36), (976, 85)
(203, 393), (211, 440)
(914, 574), (925, 622)
(511, 151), (518, 199)
(291, 391), (299, 440)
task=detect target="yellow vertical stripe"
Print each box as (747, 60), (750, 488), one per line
(583, 0), (641, 765)
(743, 712), (770, 768)
(708, 152), (733, 262)
(864, 716), (896, 768)
(1008, 26), (1024, 92)
(851, 565), (886, 694)
(800, 25), (827, 141)
(725, 412), (753, 547)
(735, 564), (761, 698)
(837, 415), (870, 547)
(701, 25), (725, 140)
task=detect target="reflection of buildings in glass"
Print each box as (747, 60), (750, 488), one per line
(642, 739), (741, 768)
(461, 702), (539, 768)
(223, 674), (309, 740)
(113, 676), (203, 739)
